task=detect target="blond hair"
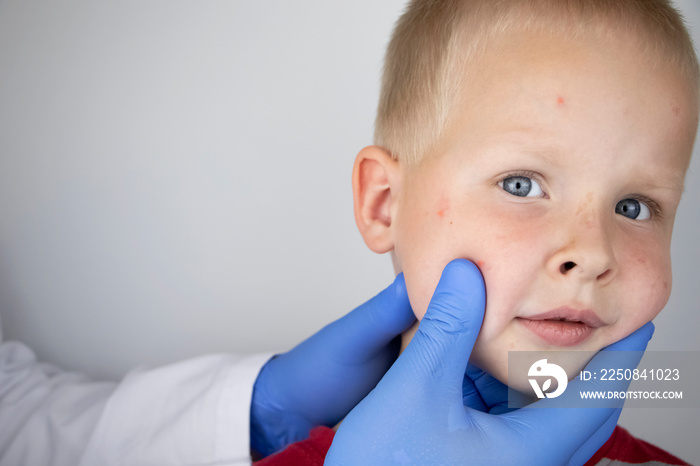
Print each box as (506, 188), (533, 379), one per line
(375, 0), (700, 165)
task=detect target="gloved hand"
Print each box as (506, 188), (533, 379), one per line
(250, 273), (417, 457)
(325, 259), (655, 466)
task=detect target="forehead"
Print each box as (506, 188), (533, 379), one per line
(430, 27), (697, 183)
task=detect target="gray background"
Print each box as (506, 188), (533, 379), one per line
(0, 0), (698, 462)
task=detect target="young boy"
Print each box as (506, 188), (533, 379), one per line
(257, 0), (698, 463)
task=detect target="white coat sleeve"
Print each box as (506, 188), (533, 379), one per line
(0, 329), (272, 466)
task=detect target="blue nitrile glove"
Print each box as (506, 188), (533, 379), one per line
(250, 273), (417, 457)
(325, 259), (655, 466)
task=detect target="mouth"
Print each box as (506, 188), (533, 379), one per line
(517, 307), (605, 347)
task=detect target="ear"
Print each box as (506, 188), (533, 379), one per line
(352, 146), (401, 254)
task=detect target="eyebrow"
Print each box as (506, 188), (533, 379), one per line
(494, 140), (564, 167)
(519, 147), (562, 166)
(636, 171), (687, 195)
(501, 142), (687, 195)
(491, 130), (689, 193)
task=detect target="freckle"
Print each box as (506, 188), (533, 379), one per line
(576, 192), (594, 216)
(449, 221), (453, 225)
(672, 105), (681, 116)
(663, 281), (668, 289)
(576, 201), (586, 216)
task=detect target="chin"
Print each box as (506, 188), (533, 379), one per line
(475, 348), (598, 398)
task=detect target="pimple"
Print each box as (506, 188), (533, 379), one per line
(557, 95), (565, 106)
(476, 260), (485, 268)
(436, 194), (450, 218)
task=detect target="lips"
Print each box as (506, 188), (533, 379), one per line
(517, 307), (605, 347)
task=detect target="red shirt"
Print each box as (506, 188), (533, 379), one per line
(255, 425), (689, 466)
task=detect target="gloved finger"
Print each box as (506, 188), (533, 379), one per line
(464, 363), (513, 413)
(566, 408), (620, 466)
(398, 259), (486, 388)
(318, 273), (416, 365)
(462, 373), (487, 412)
(504, 322), (654, 459)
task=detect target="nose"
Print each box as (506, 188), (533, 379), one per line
(547, 208), (617, 285)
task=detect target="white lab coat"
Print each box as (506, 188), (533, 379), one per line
(0, 317), (272, 466)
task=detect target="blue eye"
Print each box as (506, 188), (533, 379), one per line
(615, 199), (651, 220)
(500, 175), (543, 198)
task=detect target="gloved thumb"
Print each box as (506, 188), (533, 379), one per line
(399, 259), (486, 387)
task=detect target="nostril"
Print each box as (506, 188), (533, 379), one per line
(560, 261), (576, 274)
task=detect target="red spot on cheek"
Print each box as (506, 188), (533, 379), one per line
(436, 195), (450, 218)
(557, 96), (565, 106)
(476, 260), (485, 268)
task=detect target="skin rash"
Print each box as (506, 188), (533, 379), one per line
(355, 27), (698, 392)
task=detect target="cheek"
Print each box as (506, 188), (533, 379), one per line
(470, 212), (556, 339)
(614, 242), (672, 332)
(395, 200), (490, 320)
(465, 201), (554, 283)
(394, 197), (459, 320)
(400, 229), (481, 321)
(397, 196), (551, 322)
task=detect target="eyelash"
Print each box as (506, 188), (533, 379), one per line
(497, 170), (548, 198)
(625, 194), (663, 220)
(496, 171), (664, 220)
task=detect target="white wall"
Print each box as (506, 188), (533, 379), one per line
(0, 1), (698, 462)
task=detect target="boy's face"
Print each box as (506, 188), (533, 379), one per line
(358, 29), (697, 390)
